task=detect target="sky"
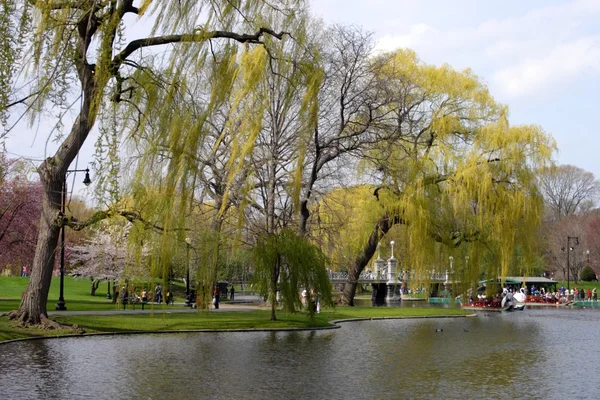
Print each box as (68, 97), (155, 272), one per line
(4, 0), (600, 196)
(310, 0), (600, 176)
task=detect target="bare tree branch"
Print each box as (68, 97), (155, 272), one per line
(111, 28), (291, 71)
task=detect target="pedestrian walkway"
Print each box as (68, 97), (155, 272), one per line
(47, 302), (264, 317)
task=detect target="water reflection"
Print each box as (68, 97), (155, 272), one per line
(1, 308), (600, 399)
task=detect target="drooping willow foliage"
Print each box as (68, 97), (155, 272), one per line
(251, 228), (333, 320)
(312, 49), (555, 300)
(0, 1), (323, 325)
(116, 8), (322, 308)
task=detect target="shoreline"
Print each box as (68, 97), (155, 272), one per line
(0, 310), (473, 345)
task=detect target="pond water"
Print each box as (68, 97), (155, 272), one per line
(1, 308), (599, 399)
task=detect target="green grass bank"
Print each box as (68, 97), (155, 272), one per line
(1, 276), (470, 343)
(0, 307), (470, 343)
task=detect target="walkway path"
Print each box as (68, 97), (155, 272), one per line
(47, 297), (265, 316)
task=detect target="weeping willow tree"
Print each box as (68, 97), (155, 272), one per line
(252, 228), (333, 320)
(117, 7), (320, 309)
(336, 49), (556, 305)
(2, 0), (308, 327)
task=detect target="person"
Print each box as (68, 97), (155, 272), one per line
(593, 287), (598, 301)
(141, 288), (148, 303)
(120, 287), (128, 310)
(230, 285), (235, 300)
(154, 284), (162, 303)
(587, 288), (592, 301)
(213, 285), (220, 309)
(131, 288), (141, 309)
(165, 290), (173, 305)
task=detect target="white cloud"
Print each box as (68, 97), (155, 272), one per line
(369, 0), (600, 99)
(493, 36), (600, 97)
(374, 23), (435, 53)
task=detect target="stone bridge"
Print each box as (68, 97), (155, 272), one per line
(327, 242), (453, 304)
(327, 270), (451, 285)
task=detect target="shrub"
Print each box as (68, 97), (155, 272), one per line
(580, 265), (596, 282)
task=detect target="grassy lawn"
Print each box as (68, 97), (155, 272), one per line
(0, 276), (190, 312)
(0, 305), (470, 343)
(554, 280), (600, 291)
(0, 276), (471, 343)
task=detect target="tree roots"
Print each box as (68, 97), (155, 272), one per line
(7, 309), (83, 333)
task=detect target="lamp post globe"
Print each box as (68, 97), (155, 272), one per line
(566, 236), (579, 292)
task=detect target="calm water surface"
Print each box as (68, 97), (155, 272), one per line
(1, 308), (599, 399)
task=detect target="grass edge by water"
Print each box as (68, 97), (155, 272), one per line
(0, 306), (470, 343)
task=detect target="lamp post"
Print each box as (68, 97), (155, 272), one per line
(185, 237), (191, 306)
(586, 249), (590, 265)
(446, 256), (454, 289)
(56, 168), (92, 311)
(106, 280), (111, 299)
(566, 236), (579, 291)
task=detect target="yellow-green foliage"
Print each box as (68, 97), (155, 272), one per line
(364, 49), (555, 293)
(0, 0), (29, 126)
(252, 229), (333, 318)
(311, 185), (384, 269)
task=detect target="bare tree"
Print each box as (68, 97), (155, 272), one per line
(299, 25), (387, 235)
(538, 164), (600, 220)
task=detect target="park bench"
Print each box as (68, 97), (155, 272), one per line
(130, 297), (149, 310)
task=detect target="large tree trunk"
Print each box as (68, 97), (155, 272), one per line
(9, 59), (97, 326)
(341, 214), (393, 305)
(8, 176), (63, 326)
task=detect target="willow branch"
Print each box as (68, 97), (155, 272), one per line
(111, 27), (290, 71)
(65, 209), (188, 233)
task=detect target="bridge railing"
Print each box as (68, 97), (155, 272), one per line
(328, 270), (392, 281)
(328, 270), (453, 282)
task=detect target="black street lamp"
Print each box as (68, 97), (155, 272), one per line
(566, 236), (579, 292)
(56, 168), (91, 311)
(184, 237), (191, 307)
(106, 280), (112, 299)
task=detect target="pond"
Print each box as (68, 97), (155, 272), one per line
(1, 308), (599, 399)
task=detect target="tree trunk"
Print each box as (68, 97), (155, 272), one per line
(112, 282), (118, 304)
(90, 278), (100, 296)
(270, 255), (280, 321)
(9, 58), (97, 326)
(8, 176), (62, 326)
(341, 213), (393, 305)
